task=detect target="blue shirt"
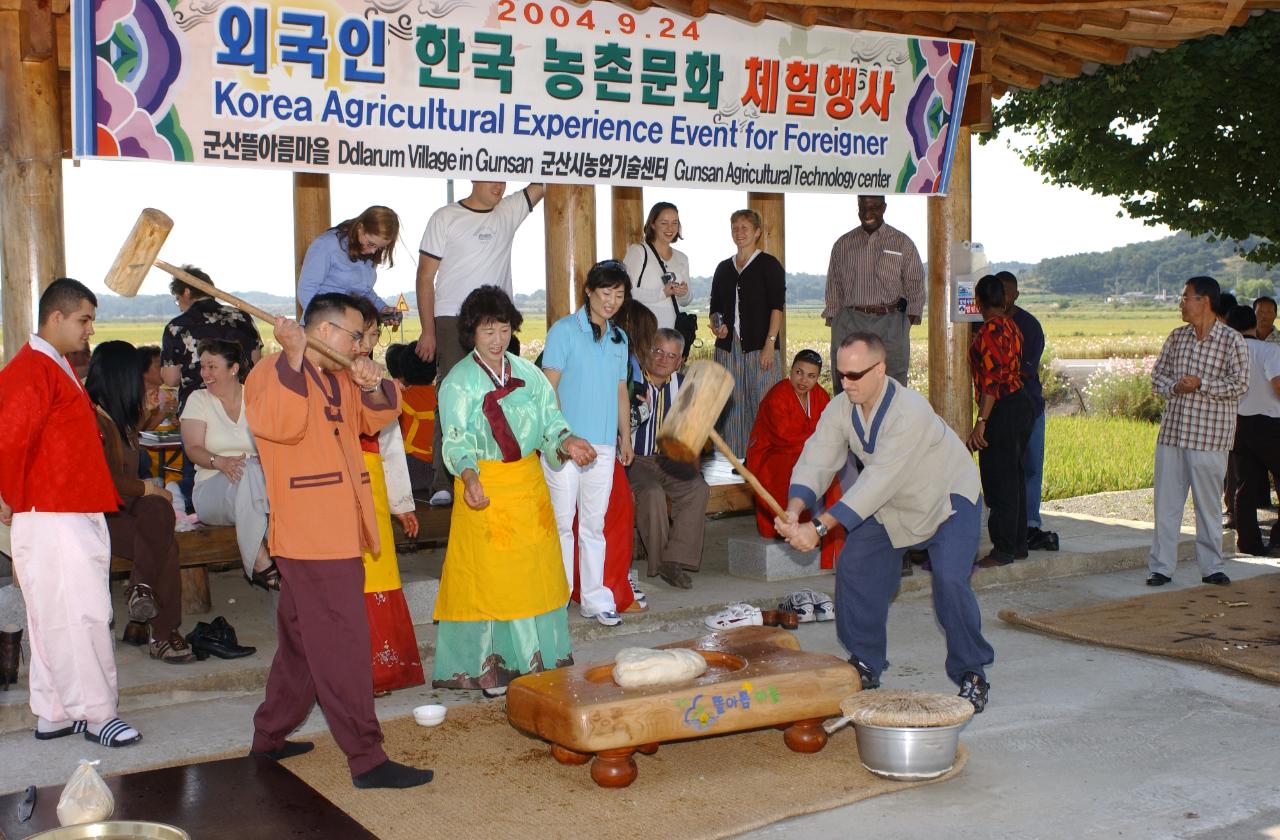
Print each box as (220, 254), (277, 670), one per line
(542, 307), (629, 445)
(1009, 306), (1045, 416)
(297, 229), (390, 316)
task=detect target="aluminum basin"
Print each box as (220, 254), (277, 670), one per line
(26, 822), (191, 840)
(852, 720), (965, 781)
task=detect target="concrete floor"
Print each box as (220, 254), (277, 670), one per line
(1, 511), (1278, 839)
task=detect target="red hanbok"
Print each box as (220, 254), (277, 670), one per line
(745, 380), (845, 569)
(570, 459), (636, 612)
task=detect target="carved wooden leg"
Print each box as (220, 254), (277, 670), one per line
(783, 718), (829, 753)
(590, 749), (638, 788)
(637, 742), (659, 755)
(551, 744), (591, 765)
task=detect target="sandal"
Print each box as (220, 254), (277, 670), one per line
(84, 717), (142, 748)
(248, 561), (281, 592)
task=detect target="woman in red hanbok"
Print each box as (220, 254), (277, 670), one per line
(745, 350), (845, 568)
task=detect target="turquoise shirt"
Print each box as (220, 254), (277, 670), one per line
(439, 353), (571, 477)
(297, 229), (389, 315)
(542, 307), (629, 446)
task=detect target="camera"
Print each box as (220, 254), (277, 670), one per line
(709, 312), (725, 330)
(661, 272), (676, 286)
(895, 297), (908, 313)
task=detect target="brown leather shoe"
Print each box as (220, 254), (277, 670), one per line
(976, 553), (1014, 569)
(150, 630), (198, 664)
(657, 565), (693, 590)
(121, 620), (149, 647)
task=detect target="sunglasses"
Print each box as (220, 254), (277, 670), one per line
(835, 361), (881, 383)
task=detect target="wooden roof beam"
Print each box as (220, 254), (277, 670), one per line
(1174, 2), (1231, 20)
(1080, 9), (1129, 29)
(1038, 11), (1084, 29)
(651, 0), (709, 17)
(1004, 29), (1130, 65)
(761, 2), (818, 26)
(994, 12), (1039, 34)
(815, 8), (865, 29)
(995, 36), (1083, 78)
(1123, 6), (1178, 24)
(707, 0), (765, 23)
(990, 56), (1042, 90)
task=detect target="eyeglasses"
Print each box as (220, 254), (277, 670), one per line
(835, 361), (881, 383)
(1179, 294), (1203, 303)
(649, 348), (680, 361)
(324, 321), (365, 343)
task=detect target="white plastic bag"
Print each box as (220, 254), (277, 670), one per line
(56, 759), (114, 826)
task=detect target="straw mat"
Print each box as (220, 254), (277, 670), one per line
(999, 572), (1280, 683)
(280, 702), (968, 840)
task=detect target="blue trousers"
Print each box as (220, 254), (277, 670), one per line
(1024, 411), (1046, 529)
(835, 494), (994, 686)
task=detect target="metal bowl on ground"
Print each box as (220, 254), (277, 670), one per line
(852, 720), (966, 781)
(25, 822), (191, 840)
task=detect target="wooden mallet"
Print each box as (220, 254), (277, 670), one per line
(103, 208), (353, 368)
(657, 359), (786, 517)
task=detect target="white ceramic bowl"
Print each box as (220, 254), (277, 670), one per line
(412, 704), (447, 727)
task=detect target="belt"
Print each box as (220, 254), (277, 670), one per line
(851, 304), (897, 316)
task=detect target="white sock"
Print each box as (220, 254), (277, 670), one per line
(88, 718), (140, 742)
(37, 717), (72, 733)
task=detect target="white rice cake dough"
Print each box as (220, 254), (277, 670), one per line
(612, 647), (709, 688)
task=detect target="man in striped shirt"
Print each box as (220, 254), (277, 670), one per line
(823, 195), (925, 388)
(1147, 276), (1249, 587)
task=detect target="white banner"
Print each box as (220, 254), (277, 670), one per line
(72, 0), (972, 193)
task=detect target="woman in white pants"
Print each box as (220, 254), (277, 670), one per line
(541, 261), (634, 626)
(180, 339), (273, 589)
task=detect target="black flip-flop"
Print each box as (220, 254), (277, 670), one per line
(33, 720), (86, 740)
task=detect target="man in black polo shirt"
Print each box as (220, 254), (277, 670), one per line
(998, 272), (1058, 552)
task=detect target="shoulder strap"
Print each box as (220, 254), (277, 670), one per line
(638, 245), (649, 288)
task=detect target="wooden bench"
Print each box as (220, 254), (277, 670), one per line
(111, 526), (242, 615)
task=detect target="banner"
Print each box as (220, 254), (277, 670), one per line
(71, 0), (972, 194)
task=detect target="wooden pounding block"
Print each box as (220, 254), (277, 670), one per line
(506, 626), (859, 787)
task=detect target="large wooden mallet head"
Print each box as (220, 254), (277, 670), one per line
(658, 360), (785, 517)
(104, 208), (352, 368)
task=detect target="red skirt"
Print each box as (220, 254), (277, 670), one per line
(570, 459), (636, 612)
(365, 588), (425, 693)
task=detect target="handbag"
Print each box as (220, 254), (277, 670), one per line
(643, 244), (697, 359)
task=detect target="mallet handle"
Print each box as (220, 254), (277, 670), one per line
(156, 260), (352, 369)
(706, 429), (786, 518)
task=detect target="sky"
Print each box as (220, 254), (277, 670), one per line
(57, 131), (1171, 305)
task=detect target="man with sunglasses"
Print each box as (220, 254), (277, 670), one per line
(776, 332), (995, 713)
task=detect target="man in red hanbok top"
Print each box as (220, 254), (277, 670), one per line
(0, 279), (142, 747)
(746, 349), (847, 569)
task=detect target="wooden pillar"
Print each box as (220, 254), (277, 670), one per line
(748, 191), (786, 361)
(292, 172), (331, 317)
(926, 127), (974, 436)
(544, 184), (596, 326)
(611, 187), (644, 261)
(1, 3), (65, 361)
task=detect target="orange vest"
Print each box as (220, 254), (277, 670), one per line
(398, 384), (436, 462)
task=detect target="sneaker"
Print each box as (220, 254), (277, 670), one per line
(1027, 528), (1060, 551)
(704, 603), (763, 631)
(126, 584), (159, 623)
(429, 490), (453, 507)
(779, 590), (820, 623)
(851, 659), (880, 690)
(589, 610), (622, 627)
(811, 592), (835, 622)
(1201, 572), (1231, 585)
(627, 570), (648, 610)
(958, 672), (989, 713)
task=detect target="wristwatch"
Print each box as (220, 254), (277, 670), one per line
(813, 519), (829, 539)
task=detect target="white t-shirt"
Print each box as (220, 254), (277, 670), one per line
(622, 242), (691, 332)
(419, 190), (533, 317)
(1239, 338), (1280, 418)
(180, 388), (257, 484)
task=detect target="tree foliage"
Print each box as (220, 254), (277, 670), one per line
(988, 12), (1280, 265)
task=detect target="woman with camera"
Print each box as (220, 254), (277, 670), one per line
(709, 209), (786, 458)
(623, 202), (692, 336)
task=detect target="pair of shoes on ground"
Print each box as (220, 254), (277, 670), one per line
(186, 616), (257, 659)
(657, 565), (693, 590)
(1147, 571), (1231, 587)
(705, 591), (833, 630)
(37, 717), (142, 747)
